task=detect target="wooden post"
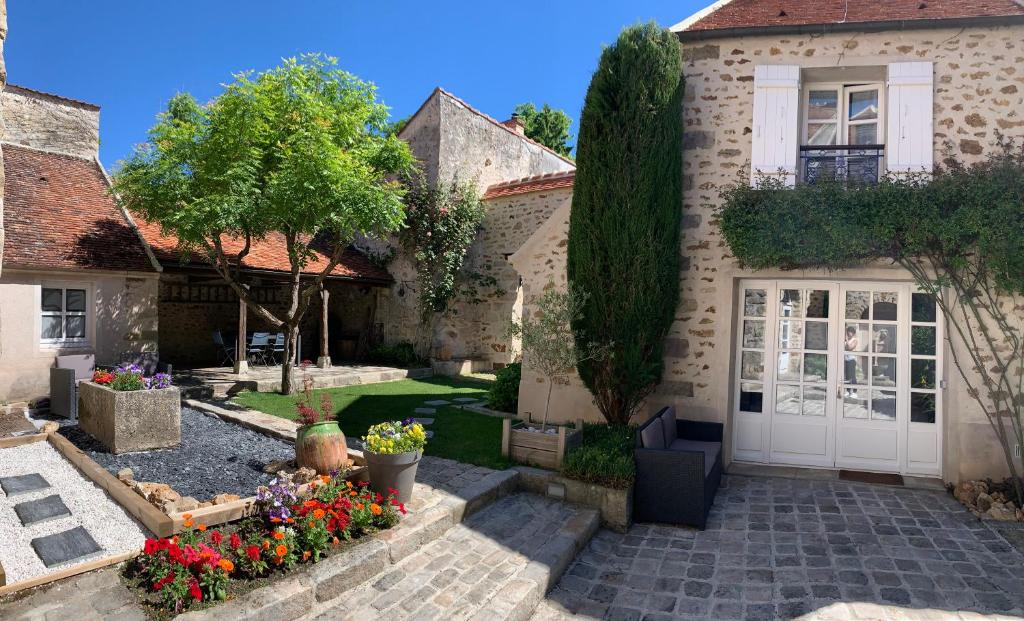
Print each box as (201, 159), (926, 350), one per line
(501, 418), (511, 458)
(233, 290), (248, 374)
(317, 284), (331, 369)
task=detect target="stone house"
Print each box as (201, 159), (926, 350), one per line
(511, 0), (1024, 485)
(0, 85), (160, 405)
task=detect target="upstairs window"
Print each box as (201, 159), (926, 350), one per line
(801, 83), (884, 185)
(41, 286), (88, 344)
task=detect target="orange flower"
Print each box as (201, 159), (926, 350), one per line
(302, 550), (311, 561)
(303, 500), (317, 508)
(273, 531), (285, 541)
(308, 520), (315, 529)
(346, 481), (353, 489)
(172, 536), (179, 545)
(355, 503), (364, 511)
(262, 540), (270, 550)
(219, 558), (234, 573)
(320, 475), (331, 484)
(332, 537), (340, 546)
(312, 509), (326, 520)
(197, 524), (207, 532)
(287, 517), (295, 523)
(182, 513), (193, 520)
(183, 519), (194, 529)
(275, 544), (288, 557)
(349, 490), (357, 496)
(270, 517), (282, 523)
(370, 503), (382, 516)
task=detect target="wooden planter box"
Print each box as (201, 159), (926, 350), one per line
(501, 419), (583, 470)
(78, 382), (181, 454)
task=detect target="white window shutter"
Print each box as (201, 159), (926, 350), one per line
(886, 62), (934, 174)
(751, 65), (800, 187)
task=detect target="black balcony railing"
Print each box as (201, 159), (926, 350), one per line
(800, 144), (884, 185)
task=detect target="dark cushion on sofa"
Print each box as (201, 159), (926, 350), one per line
(669, 439), (721, 475)
(640, 418), (666, 449)
(661, 407), (677, 444)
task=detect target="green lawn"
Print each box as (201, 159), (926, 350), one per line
(233, 376), (511, 470)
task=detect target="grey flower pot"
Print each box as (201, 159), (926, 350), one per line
(364, 449), (422, 504)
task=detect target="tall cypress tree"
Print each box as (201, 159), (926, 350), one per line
(567, 23), (683, 425)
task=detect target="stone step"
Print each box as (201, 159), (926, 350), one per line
(300, 493), (600, 621)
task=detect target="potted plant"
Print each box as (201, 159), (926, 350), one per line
(362, 419), (428, 503)
(294, 377), (348, 474)
(79, 364), (180, 453)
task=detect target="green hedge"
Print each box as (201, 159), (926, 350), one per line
(366, 342), (425, 368)
(487, 363), (520, 413)
(561, 423), (636, 490)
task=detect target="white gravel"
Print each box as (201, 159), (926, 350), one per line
(0, 441), (147, 585)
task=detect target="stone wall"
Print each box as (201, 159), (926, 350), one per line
(0, 0), (7, 276)
(512, 24), (1024, 483)
(1, 86), (99, 159)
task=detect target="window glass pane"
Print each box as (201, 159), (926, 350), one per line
(912, 293), (936, 322)
(41, 288), (63, 312)
(871, 390), (897, 421)
(805, 290), (830, 318)
(844, 323), (869, 353)
(778, 321), (803, 349)
(848, 123), (877, 145)
(739, 383), (763, 413)
(744, 289), (767, 317)
(776, 385), (801, 415)
(803, 353), (828, 382)
(912, 326), (936, 356)
(777, 352), (802, 381)
(41, 315), (62, 339)
(844, 354), (868, 385)
(803, 386), (826, 417)
(805, 322), (829, 351)
(741, 351), (764, 381)
(843, 392), (868, 419)
(872, 292), (899, 321)
(911, 393), (936, 424)
(848, 90), (879, 121)
(65, 289), (86, 312)
(845, 291), (871, 320)
(808, 90), (839, 121)
(742, 320), (765, 349)
(872, 357), (897, 387)
(872, 326), (896, 354)
(911, 359), (936, 389)
(779, 289), (803, 318)
(807, 123), (838, 145)
(65, 315), (85, 339)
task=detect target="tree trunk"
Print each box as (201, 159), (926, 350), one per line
(281, 324), (300, 395)
(541, 378), (554, 431)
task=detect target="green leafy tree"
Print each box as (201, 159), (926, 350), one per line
(513, 102), (573, 157)
(113, 54), (413, 394)
(566, 23), (684, 425)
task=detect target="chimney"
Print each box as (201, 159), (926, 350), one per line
(503, 113), (525, 136)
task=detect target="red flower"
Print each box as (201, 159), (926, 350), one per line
(143, 538), (159, 555)
(398, 502), (407, 515)
(188, 577), (202, 601)
(210, 531), (223, 546)
(230, 533), (242, 550)
(153, 571), (175, 591)
(246, 544), (261, 562)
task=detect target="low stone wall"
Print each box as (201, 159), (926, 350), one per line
(514, 465), (633, 533)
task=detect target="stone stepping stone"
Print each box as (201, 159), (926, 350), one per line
(0, 473), (50, 497)
(32, 526), (102, 568)
(423, 400), (451, 407)
(413, 418), (435, 425)
(14, 494), (71, 526)
(414, 407), (436, 415)
(425, 430), (435, 439)
(452, 397), (480, 403)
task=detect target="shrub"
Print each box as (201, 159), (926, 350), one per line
(561, 424), (636, 489)
(367, 342), (424, 367)
(488, 363), (521, 413)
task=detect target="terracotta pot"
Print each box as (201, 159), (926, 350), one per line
(364, 449), (422, 504)
(295, 421), (348, 474)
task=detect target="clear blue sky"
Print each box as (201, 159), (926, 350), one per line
(8, 1), (702, 170)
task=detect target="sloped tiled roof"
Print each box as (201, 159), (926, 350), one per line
(2, 144), (155, 272)
(483, 171), (575, 200)
(133, 220), (392, 284)
(674, 0), (1024, 35)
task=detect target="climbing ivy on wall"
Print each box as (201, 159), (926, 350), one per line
(719, 144), (1024, 501)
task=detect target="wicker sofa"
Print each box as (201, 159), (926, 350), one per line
(633, 406), (723, 529)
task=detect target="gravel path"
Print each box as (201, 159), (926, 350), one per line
(59, 407), (294, 501)
(0, 442), (147, 584)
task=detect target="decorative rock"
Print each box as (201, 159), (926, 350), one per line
(117, 468), (134, 483)
(292, 467), (318, 485)
(173, 496), (200, 513)
(133, 481), (181, 505)
(954, 480), (986, 506)
(263, 459), (293, 474)
(213, 493), (241, 505)
(40, 421), (60, 434)
(988, 502), (1017, 521)
(199, 501), (213, 508)
(976, 492), (994, 513)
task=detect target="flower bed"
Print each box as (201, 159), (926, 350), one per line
(127, 473), (405, 615)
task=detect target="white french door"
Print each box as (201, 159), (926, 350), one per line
(732, 281), (942, 476)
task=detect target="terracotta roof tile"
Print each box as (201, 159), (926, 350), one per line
(133, 219), (392, 284)
(2, 144), (155, 272)
(483, 171), (575, 199)
(677, 0), (1024, 33)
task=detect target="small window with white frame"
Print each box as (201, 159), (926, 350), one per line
(40, 286), (89, 345)
(801, 81), (885, 185)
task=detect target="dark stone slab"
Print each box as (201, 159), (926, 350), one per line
(14, 494), (71, 526)
(31, 526), (102, 568)
(0, 473), (50, 497)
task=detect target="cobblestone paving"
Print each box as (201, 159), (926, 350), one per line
(538, 475), (1024, 621)
(302, 493), (592, 621)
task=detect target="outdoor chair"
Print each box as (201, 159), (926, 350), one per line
(634, 406), (723, 529)
(248, 333), (271, 366)
(213, 330), (236, 367)
(49, 353), (95, 419)
(118, 351), (172, 376)
(268, 333), (286, 366)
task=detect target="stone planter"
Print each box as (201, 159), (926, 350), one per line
(296, 421), (348, 474)
(78, 382), (181, 454)
(364, 449), (421, 504)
